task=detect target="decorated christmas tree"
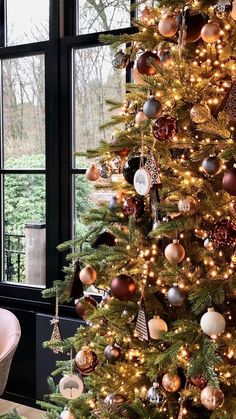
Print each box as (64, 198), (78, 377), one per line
(41, 1), (236, 418)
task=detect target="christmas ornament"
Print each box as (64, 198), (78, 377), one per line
(211, 219), (236, 247)
(104, 344), (121, 363)
(152, 115), (178, 141)
(202, 155), (223, 176)
(147, 382), (163, 406)
(102, 291), (111, 304)
(214, 0), (232, 18)
(204, 238), (214, 250)
(104, 393), (128, 416)
(143, 97), (162, 119)
(135, 297), (149, 341)
(109, 195), (118, 210)
(200, 386), (224, 410)
(164, 240), (185, 263)
(123, 155), (146, 185)
(177, 10), (208, 43)
(75, 348), (98, 375)
(70, 260), (83, 299)
(79, 265), (96, 285)
(85, 164), (100, 181)
(167, 284), (186, 306)
(162, 373), (181, 392)
(48, 288), (63, 354)
(190, 104), (211, 123)
(144, 152), (162, 188)
(59, 374), (84, 399)
(190, 376), (207, 389)
(178, 196), (197, 215)
(136, 51), (160, 76)
(158, 16), (178, 37)
(122, 195), (144, 218)
(148, 315), (168, 339)
(112, 50), (129, 69)
(100, 162), (111, 178)
(92, 231), (116, 248)
(158, 49), (173, 67)
(111, 274), (137, 300)
(231, 0), (236, 19)
(135, 111), (148, 124)
(134, 168), (151, 196)
(201, 22), (221, 43)
(60, 408), (75, 419)
(75, 296), (97, 319)
(200, 307), (226, 337)
(223, 168), (236, 196)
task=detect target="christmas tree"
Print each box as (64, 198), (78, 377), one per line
(41, 1), (236, 418)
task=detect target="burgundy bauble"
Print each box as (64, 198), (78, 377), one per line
(92, 231), (116, 248)
(152, 115), (178, 141)
(223, 167), (236, 196)
(136, 51), (160, 76)
(111, 274), (137, 300)
(211, 219), (236, 247)
(104, 344), (121, 362)
(143, 97), (162, 119)
(123, 156), (146, 185)
(190, 376), (208, 389)
(122, 195), (144, 218)
(75, 296), (97, 319)
(177, 11), (208, 43)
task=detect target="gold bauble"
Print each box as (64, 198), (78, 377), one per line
(164, 239), (185, 263)
(85, 164), (100, 181)
(178, 196), (198, 215)
(162, 373), (181, 392)
(135, 111), (148, 124)
(79, 265), (97, 285)
(231, 1), (236, 20)
(201, 22), (221, 43)
(190, 104), (211, 123)
(148, 315), (168, 339)
(200, 386), (224, 410)
(158, 16), (178, 37)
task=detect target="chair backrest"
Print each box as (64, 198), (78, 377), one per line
(0, 308), (21, 362)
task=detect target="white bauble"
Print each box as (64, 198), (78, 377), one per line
(60, 408), (75, 419)
(148, 315), (168, 339)
(200, 307), (226, 337)
(59, 374), (84, 400)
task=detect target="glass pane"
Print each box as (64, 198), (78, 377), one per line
(2, 55), (45, 168)
(6, 0), (49, 46)
(73, 46), (126, 168)
(77, 0), (130, 35)
(3, 174), (46, 287)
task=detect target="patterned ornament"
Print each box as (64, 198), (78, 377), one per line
(59, 374), (84, 399)
(218, 82), (236, 125)
(200, 386), (224, 410)
(214, 0), (232, 18)
(200, 307), (226, 337)
(147, 382), (163, 406)
(152, 115), (178, 141)
(162, 373), (181, 392)
(210, 219), (236, 247)
(135, 297), (149, 341)
(122, 195), (144, 218)
(190, 104), (211, 123)
(103, 393), (128, 416)
(144, 153), (161, 187)
(48, 289), (63, 354)
(112, 50), (129, 69)
(178, 196), (197, 215)
(75, 348), (98, 375)
(100, 162), (112, 178)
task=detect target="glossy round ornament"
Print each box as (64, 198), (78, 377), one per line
(75, 296), (97, 319)
(134, 168), (151, 196)
(123, 156), (146, 185)
(158, 49), (173, 67)
(201, 22), (221, 43)
(143, 97), (162, 119)
(190, 375), (208, 389)
(177, 11), (208, 43)
(211, 219), (236, 247)
(202, 155), (223, 176)
(104, 343), (121, 363)
(178, 196), (198, 215)
(200, 386), (224, 410)
(190, 104), (211, 123)
(112, 50), (129, 69)
(85, 164), (100, 181)
(79, 265), (96, 285)
(59, 374), (84, 400)
(111, 274), (137, 300)
(104, 393), (128, 415)
(200, 307), (226, 337)
(167, 285), (186, 306)
(164, 239), (185, 263)
(135, 111), (148, 124)
(122, 195), (144, 218)
(92, 231), (116, 248)
(60, 408), (75, 419)
(162, 373), (181, 393)
(214, 0), (232, 18)
(222, 167), (236, 196)
(75, 348), (98, 375)
(148, 315), (168, 339)
(147, 382), (163, 406)
(136, 51), (160, 76)
(158, 16), (178, 37)
(152, 115), (178, 141)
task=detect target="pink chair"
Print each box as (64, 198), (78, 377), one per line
(0, 308), (21, 395)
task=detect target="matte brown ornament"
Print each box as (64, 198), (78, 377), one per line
(178, 196), (197, 215)
(136, 51), (160, 76)
(75, 348), (98, 375)
(104, 344), (121, 363)
(190, 104), (211, 123)
(143, 97), (162, 119)
(85, 164), (100, 181)
(201, 22), (221, 43)
(167, 285), (186, 306)
(152, 115), (178, 141)
(75, 296), (97, 319)
(111, 274), (137, 300)
(200, 386), (224, 410)
(202, 155), (223, 176)
(162, 373), (181, 393)
(79, 265), (97, 285)
(211, 219), (236, 247)
(122, 195), (144, 218)
(222, 168), (236, 196)
(135, 111), (148, 124)
(177, 11), (208, 43)
(164, 239), (185, 263)
(158, 16), (178, 37)
(190, 376), (208, 389)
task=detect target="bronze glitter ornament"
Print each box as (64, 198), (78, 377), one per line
(75, 348), (98, 375)
(152, 115), (178, 141)
(200, 386), (224, 410)
(162, 373), (181, 392)
(122, 195), (144, 218)
(190, 104), (211, 123)
(112, 50), (129, 69)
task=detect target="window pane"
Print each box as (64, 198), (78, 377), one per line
(73, 46), (126, 168)
(6, 0), (49, 46)
(2, 55), (45, 168)
(3, 174), (46, 287)
(77, 0), (130, 35)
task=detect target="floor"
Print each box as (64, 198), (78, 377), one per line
(0, 399), (44, 418)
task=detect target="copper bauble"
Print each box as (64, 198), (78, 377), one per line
(231, 0), (236, 19)
(148, 315), (168, 339)
(190, 104), (211, 123)
(75, 348), (98, 375)
(200, 386), (224, 410)
(178, 196), (197, 215)
(167, 285), (186, 306)
(201, 22), (221, 43)
(158, 16), (178, 37)
(136, 51), (160, 76)
(162, 373), (181, 392)
(190, 376), (208, 389)
(143, 97), (162, 119)
(177, 11), (208, 43)
(122, 195), (144, 218)
(200, 307), (226, 337)
(85, 164), (100, 181)
(211, 219), (236, 247)
(79, 265), (97, 285)
(75, 296), (97, 319)
(111, 274), (137, 300)
(152, 115), (178, 141)
(104, 344), (121, 363)
(222, 167), (236, 196)
(202, 155), (223, 176)
(135, 111), (148, 124)
(164, 239), (185, 263)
